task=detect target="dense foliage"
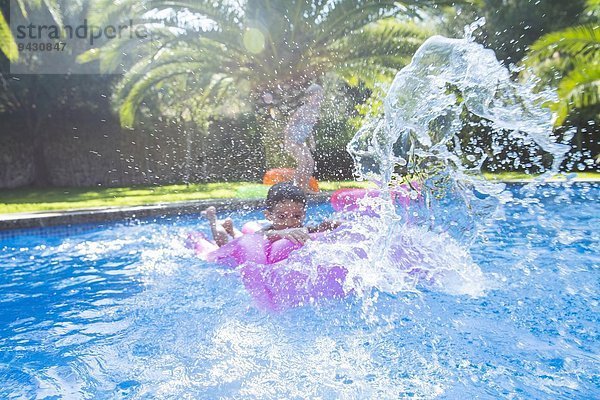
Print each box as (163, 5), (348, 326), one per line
(0, 0), (596, 189)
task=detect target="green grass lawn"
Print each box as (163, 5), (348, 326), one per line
(1, 172), (597, 215)
(0, 181), (375, 214)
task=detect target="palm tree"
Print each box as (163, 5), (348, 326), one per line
(526, 0), (600, 125)
(81, 0), (464, 167)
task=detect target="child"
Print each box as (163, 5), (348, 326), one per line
(203, 182), (340, 247)
(283, 84), (324, 193)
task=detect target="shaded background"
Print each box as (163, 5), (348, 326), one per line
(0, 0), (596, 189)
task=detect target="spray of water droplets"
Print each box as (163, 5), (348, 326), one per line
(289, 27), (571, 301)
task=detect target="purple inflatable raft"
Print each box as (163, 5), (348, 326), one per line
(187, 187), (421, 311)
(187, 229), (348, 311)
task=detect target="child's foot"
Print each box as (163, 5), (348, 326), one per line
(202, 206), (217, 224)
(222, 218), (236, 237)
(202, 206), (228, 247)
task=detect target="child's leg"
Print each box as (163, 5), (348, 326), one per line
(296, 145), (316, 193)
(296, 155), (309, 191)
(222, 218), (242, 239)
(202, 206), (230, 247)
(303, 149), (316, 192)
(285, 140), (313, 192)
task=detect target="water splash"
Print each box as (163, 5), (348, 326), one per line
(290, 33), (572, 301)
(348, 34), (568, 240)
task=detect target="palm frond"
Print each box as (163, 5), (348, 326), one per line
(81, 11), (248, 73)
(554, 62), (600, 124)
(114, 40), (242, 127)
(117, 61), (210, 127)
(77, 23), (181, 72)
(15, 0), (38, 18)
(41, 0), (62, 26)
(333, 19), (430, 59)
(586, 0), (600, 15)
(155, 0), (242, 28)
(321, 19), (430, 82)
(313, 0), (463, 48)
(0, 11), (18, 61)
(527, 24), (600, 64)
(314, 1), (401, 46)
(13, 0), (62, 24)
(87, 0), (146, 25)
(524, 0), (600, 126)
(87, 0), (453, 128)
(1, 0), (62, 61)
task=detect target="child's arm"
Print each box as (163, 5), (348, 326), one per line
(263, 227), (310, 244)
(307, 220), (342, 233)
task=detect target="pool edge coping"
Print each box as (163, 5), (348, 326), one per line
(2, 178), (599, 231)
(0, 193), (332, 231)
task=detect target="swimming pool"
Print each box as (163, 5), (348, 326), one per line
(1, 183), (598, 398)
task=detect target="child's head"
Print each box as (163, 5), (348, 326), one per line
(264, 182), (307, 230)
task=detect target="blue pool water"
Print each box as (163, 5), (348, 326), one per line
(1, 183), (598, 399)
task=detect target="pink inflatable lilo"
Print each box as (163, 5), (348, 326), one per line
(187, 185), (421, 311)
(186, 226), (347, 311)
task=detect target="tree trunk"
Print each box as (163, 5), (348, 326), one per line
(31, 133), (51, 187)
(27, 109), (51, 187)
(19, 75), (52, 187)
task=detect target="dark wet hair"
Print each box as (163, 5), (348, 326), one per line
(266, 182), (307, 211)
